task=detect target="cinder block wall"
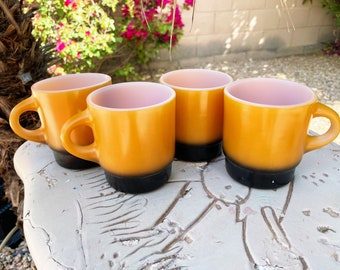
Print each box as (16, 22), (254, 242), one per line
(154, 0), (335, 67)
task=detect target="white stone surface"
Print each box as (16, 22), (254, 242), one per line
(14, 141), (340, 270)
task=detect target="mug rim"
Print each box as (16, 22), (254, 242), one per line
(224, 77), (317, 108)
(31, 73), (112, 93)
(87, 81), (176, 111)
(160, 68), (233, 91)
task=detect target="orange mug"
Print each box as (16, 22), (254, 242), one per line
(223, 78), (340, 189)
(61, 82), (176, 193)
(9, 73), (112, 169)
(160, 69), (233, 162)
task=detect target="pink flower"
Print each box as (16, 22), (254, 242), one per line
(155, 0), (171, 6)
(64, 0), (74, 7)
(56, 41), (66, 52)
(166, 6), (184, 28)
(183, 0), (194, 9)
(121, 22), (136, 41)
(57, 22), (65, 29)
(143, 7), (157, 22)
(122, 4), (130, 17)
(184, 0), (194, 6)
(64, 0), (77, 9)
(85, 30), (91, 36)
(135, 29), (148, 39)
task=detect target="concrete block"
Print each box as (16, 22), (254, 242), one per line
(188, 12), (215, 36)
(291, 27), (320, 47)
(246, 49), (277, 60)
(196, 34), (229, 57)
(181, 8), (196, 32)
(278, 7), (311, 29)
(302, 44), (324, 54)
(216, 0), (233, 11)
(178, 56), (212, 68)
(266, 0), (280, 9)
(248, 9), (281, 31)
(170, 46), (197, 61)
(308, 6), (335, 26)
(232, 0), (266, 10)
(229, 10), (250, 32)
(262, 29), (292, 50)
(276, 45), (305, 57)
(214, 11), (234, 34)
(147, 58), (181, 72)
(228, 31), (265, 53)
(292, 0), (306, 7)
(195, 0), (233, 12)
(171, 36), (198, 59)
(219, 51), (247, 61)
(318, 26), (337, 43)
(150, 0), (334, 67)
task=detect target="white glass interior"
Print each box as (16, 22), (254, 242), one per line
(33, 73), (110, 91)
(91, 82), (175, 109)
(226, 78), (315, 106)
(160, 69), (232, 89)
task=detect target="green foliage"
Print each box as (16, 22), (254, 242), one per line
(27, 0), (118, 75)
(321, 0), (340, 27)
(24, 0), (193, 79)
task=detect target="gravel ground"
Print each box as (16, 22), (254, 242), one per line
(0, 241), (36, 270)
(0, 52), (339, 269)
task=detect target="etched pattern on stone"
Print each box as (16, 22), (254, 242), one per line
(14, 142), (340, 269)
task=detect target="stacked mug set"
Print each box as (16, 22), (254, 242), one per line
(9, 70), (340, 194)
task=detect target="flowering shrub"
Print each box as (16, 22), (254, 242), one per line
(25, 0), (194, 78)
(115, 0), (193, 79)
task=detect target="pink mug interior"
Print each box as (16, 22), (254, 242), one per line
(32, 73), (111, 92)
(90, 82), (175, 109)
(225, 78), (315, 106)
(160, 69), (232, 90)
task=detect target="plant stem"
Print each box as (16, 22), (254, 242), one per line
(0, 224), (20, 252)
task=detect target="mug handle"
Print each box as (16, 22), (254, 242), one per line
(9, 97), (45, 143)
(305, 103), (340, 152)
(60, 110), (98, 163)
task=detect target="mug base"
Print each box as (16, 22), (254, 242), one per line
(175, 141), (222, 162)
(225, 156), (295, 189)
(53, 150), (98, 169)
(105, 163), (172, 194)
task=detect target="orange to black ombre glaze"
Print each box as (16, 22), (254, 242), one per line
(160, 69), (233, 162)
(223, 78), (340, 189)
(9, 73), (112, 169)
(61, 82), (176, 194)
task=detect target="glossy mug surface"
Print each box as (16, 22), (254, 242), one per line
(61, 82), (176, 194)
(9, 73), (112, 169)
(223, 78), (340, 189)
(160, 69), (233, 162)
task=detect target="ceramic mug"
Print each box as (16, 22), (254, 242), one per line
(9, 73), (112, 169)
(223, 78), (340, 189)
(160, 69), (233, 162)
(60, 82), (176, 194)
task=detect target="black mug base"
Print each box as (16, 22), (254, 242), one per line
(225, 157), (295, 189)
(53, 150), (98, 170)
(105, 163), (172, 194)
(175, 141), (222, 162)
